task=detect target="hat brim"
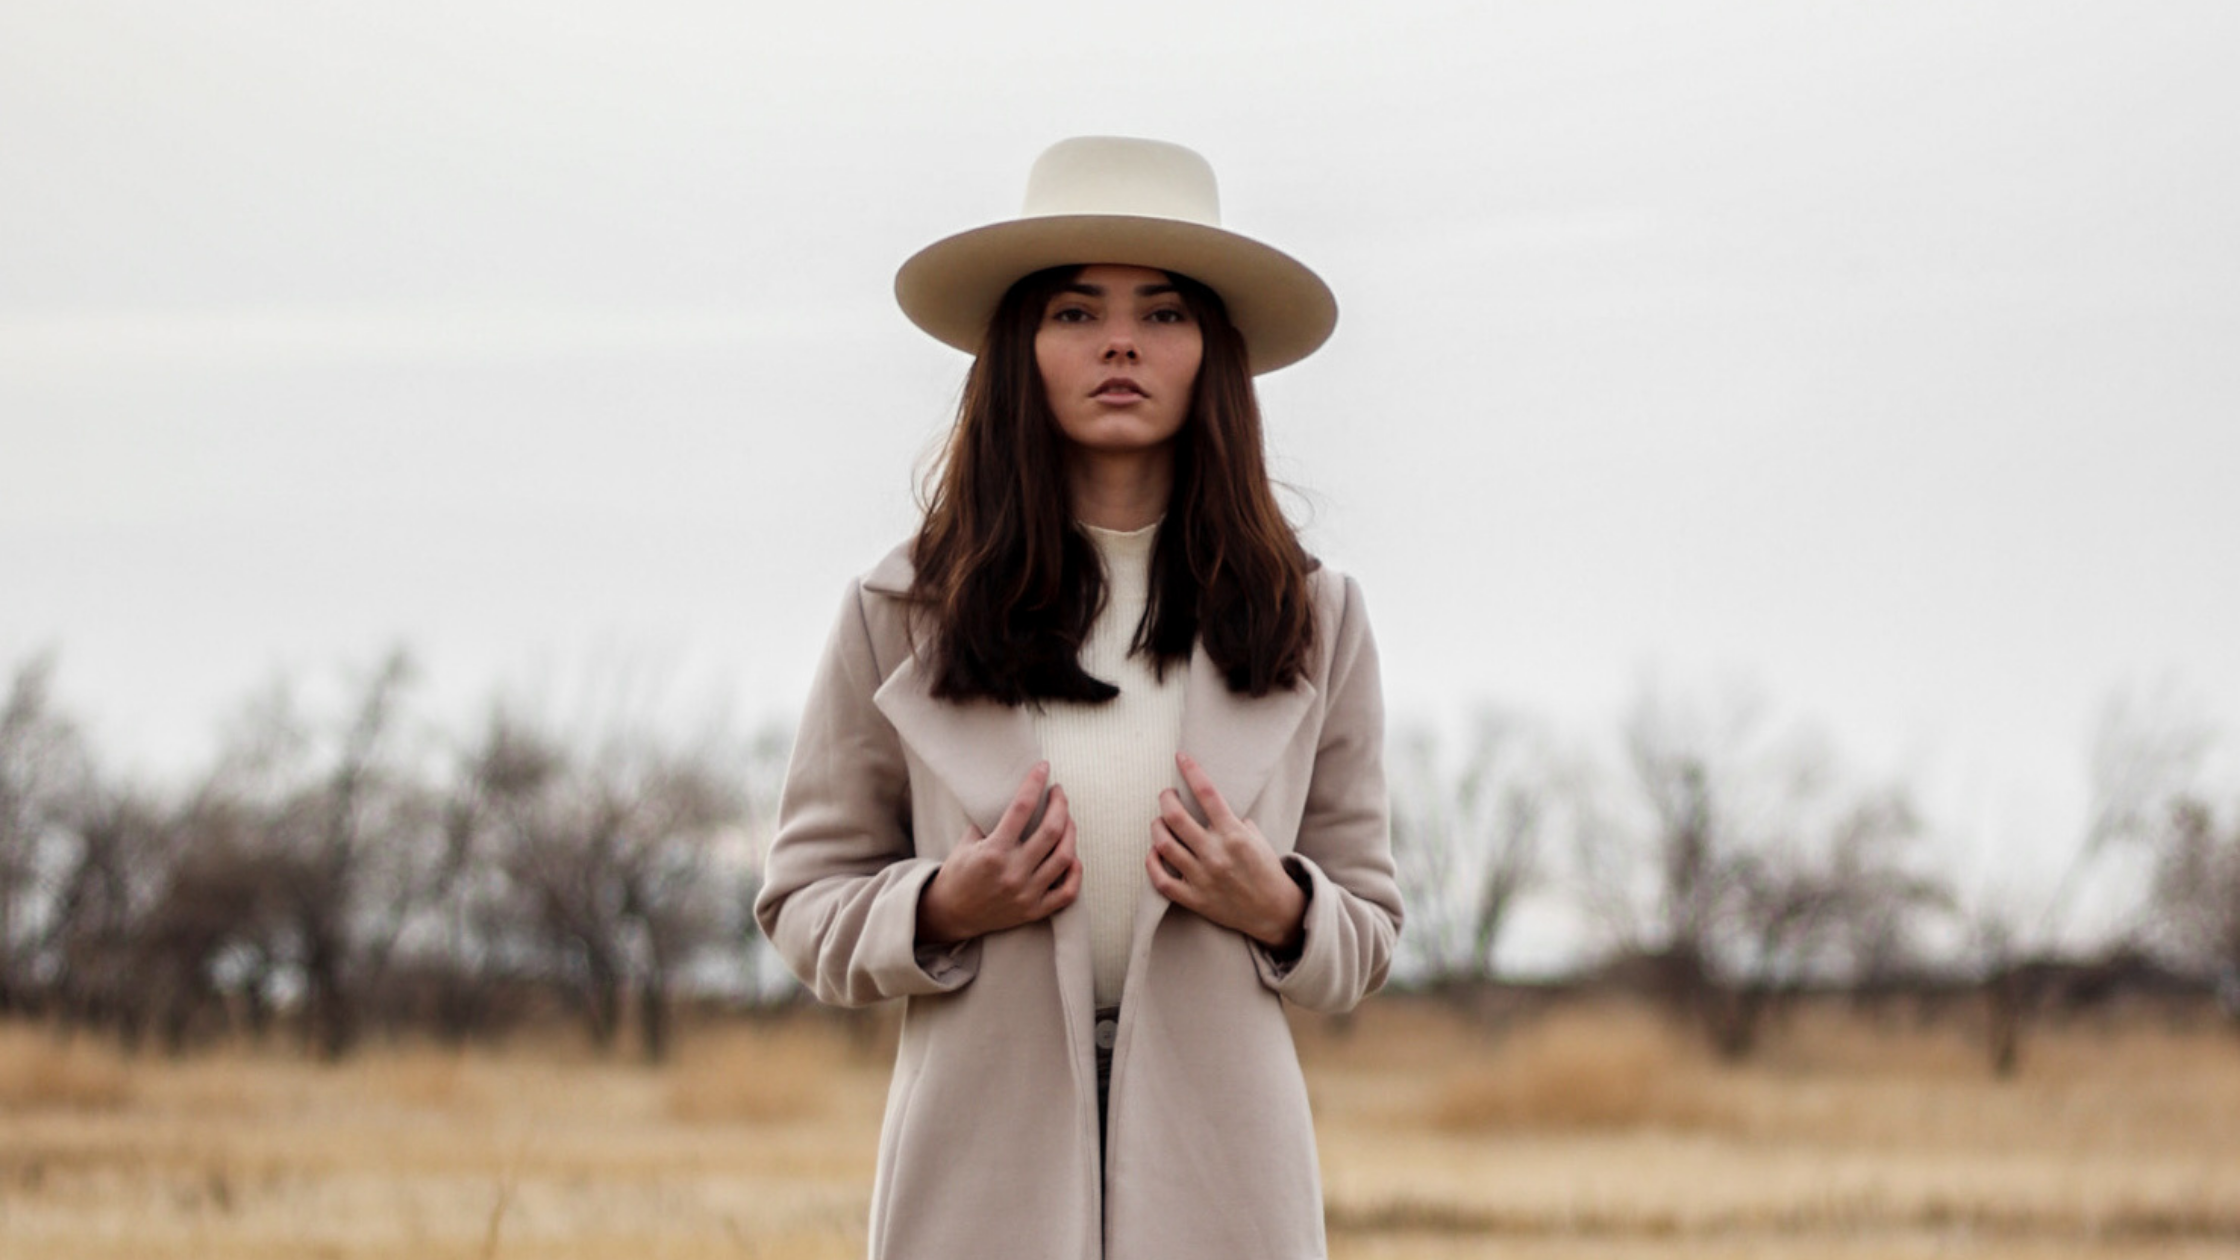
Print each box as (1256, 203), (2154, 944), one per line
(894, 214), (1337, 375)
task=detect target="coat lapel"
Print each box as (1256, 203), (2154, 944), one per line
(867, 614), (1095, 1085)
(1125, 643), (1319, 973)
(872, 653), (1043, 844)
(861, 545), (1048, 844)
(1173, 643), (1318, 834)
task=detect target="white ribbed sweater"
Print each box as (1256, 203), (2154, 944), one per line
(1031, 521), (1187, 1009)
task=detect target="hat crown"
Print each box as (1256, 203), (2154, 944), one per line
(1019, 136), (1222, 228)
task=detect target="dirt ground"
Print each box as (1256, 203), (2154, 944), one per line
(1, 997), (2234, 1259)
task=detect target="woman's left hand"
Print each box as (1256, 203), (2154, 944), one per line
(1148, 752), (1307, 951)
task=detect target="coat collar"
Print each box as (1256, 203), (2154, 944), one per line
(862, 543), (914, 598)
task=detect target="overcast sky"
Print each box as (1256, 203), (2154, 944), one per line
(5, 2), (2236, 955)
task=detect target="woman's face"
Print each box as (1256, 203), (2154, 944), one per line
(1034, 264), (1203, 460)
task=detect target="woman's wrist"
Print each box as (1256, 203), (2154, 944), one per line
(916, 868), (964, 945)
(1252, 862), (1310, 951)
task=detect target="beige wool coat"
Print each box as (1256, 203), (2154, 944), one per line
(754, 544), (1403, 1260)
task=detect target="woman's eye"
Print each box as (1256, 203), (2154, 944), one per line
(1049, 306), (1093, 323)
(1148, 307), (1189, 324)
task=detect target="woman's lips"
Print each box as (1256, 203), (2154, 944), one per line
(1092, 378), (1148, 401)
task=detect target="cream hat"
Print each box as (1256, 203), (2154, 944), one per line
(894, 136), (1337, 375)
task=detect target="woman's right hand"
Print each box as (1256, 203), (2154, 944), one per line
(916, 762), (1081, 945)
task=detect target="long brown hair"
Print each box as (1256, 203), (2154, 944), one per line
(908, 264), (1318, 704)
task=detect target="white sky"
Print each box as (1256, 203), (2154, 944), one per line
(5, 2), (2237, 959)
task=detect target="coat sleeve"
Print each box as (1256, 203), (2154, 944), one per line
(752, 580), (979, 1007)
(1250, 574), (1405, 1012)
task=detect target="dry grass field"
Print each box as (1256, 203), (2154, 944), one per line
(2, 997), (2235, 1259)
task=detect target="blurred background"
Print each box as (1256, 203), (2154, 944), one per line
(3, 3), (2237, 1257)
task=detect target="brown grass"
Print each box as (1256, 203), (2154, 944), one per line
(1297, 997), (2240, 1255)
(0, 1024), (133, 1112)
(664, 1018), (847, 1124)
(1425, 1002), (1716, 1131)
(0, 999), (2234, 1259)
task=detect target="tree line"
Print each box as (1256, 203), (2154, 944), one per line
(1389, 682), (2240, 1072)
(0, 651), (789, 1061)
(3, 651), (2234, 1070)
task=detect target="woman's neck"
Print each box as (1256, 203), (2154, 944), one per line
(1067, 446), (1174, 532)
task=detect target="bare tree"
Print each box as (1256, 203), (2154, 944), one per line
(2150, 797), (2240, 1019)
(180, 653), (445, 1057)
(464, 705), (744, 1059)
(45, 781), (170, 1034)
(417, 710), (563, 1042)
(1590, 680), (1946, 1058)
(1389, 708), (1556, 988)
(616, 747), (739, 1059)
(0, 654), (94, 1013)
(284, 651), (443, 1057)
(132, 791), (292, 1052)
(1960, 687), (2212, 1075)
(1710, 786), (1946, 1055)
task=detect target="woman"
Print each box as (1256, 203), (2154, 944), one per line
(755, 136), (1402, 1260)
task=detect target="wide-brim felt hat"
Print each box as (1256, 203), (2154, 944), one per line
(895, 136), (1337, 375)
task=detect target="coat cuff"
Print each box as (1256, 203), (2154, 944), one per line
(876, 859), (983, 997)
(1248, 851), (1395, 1013)
(1248, 854), (1321, 990)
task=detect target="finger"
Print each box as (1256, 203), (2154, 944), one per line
(1175, 752), (1239, 827)
(1022, 784), (1070, 862)
(1030, 816), (1076, 889)
(1150, 820), (1206, 884)
(1158, 788), (1207, 852)
(990, 761), (1051, 844)
(1146, 845), (1194, 908)
(1040, 851), (1083, 913)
